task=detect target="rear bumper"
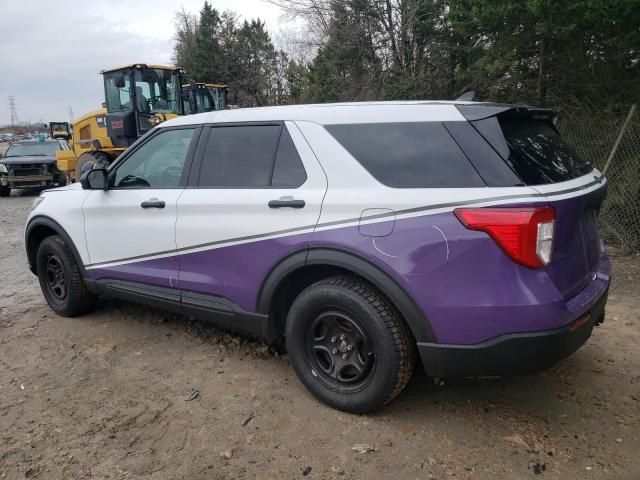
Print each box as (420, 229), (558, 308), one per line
(417, 285), (608, 378)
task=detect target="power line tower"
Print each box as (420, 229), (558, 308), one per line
(8, 96), (18, 127)
(68, 106), (74, 124)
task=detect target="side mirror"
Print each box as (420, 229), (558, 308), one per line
(80, 169), (108, 190)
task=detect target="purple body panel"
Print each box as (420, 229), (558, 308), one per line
(86, 183), (611, 345)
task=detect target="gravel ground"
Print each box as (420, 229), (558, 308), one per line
(1, 191), (639, 480)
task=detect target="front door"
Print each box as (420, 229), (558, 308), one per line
(175, 121), (327, 312)
(82, 127), (199, 288)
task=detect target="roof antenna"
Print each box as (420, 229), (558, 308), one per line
(456, 91), (476, 101)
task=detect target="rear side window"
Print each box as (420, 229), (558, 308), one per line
(326, 122), (485, 188)
(494, 118), (592, 185)
(198, 125), (281, 187)
(197, 125), (307, 188)
(272, 128), (307, 187)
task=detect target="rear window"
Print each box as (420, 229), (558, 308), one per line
(497, 118), (592, 185)
(326, 122), (485, 188)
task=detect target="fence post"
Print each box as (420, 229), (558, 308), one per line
(602, 104), (637, 175)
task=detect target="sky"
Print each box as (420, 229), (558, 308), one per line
(0, 0), (289, 126)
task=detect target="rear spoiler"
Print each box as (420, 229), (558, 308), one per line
(457, 104), (555, 120)
(456, 104), (559, 130)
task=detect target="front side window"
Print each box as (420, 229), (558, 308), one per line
(326, 122), (485, 188)
(113, 128), (195, 188)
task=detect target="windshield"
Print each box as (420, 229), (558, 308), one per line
(5, 142), (59, 157)
(104, 68), (182, 115)
(50, 122), (67, 131)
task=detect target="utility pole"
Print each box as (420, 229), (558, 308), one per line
(8, 96), (18, 127)
(68, 106), (74, 124)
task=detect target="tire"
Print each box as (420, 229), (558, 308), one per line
(36, 235), (97, 317)
(56, 172), (69, 187)
(0, 185), (9, 197)
(285, 275), (416, 413)
(75, 151), (112, 180)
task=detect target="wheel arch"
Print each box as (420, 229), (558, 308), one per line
(25, 215), (86, 276)
(257, 247), (437, 344)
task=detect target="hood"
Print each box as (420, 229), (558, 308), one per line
(1, 155), (57, 165)
(43, 182), (84, 193)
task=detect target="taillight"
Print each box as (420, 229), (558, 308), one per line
(454, 206), (556, 268)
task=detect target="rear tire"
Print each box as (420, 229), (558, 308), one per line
(285, 275), (416, 413)
(75, 151), (112, 180)
(36, 235), (97, 316)
(0, 185), (9, 197)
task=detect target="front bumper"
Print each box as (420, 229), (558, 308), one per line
(417, 286), (609, 378)
(2, 174), (54, 187)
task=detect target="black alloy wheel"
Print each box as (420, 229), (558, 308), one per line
(44, 253), (67, 301)
(306, 310), (375, 388)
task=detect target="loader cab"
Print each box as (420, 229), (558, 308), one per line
(206, 84), (228, 111)
(48, 122), (71, 141)
(182, 82), (228, 114)
(102, 64), (184, 147)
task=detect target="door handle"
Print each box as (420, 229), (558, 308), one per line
(141, 199), (165, 209)
(268, 198), (305, 209)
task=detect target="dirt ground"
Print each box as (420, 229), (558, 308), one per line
(1, 190), (639, 480)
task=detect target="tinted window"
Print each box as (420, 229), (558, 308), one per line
(497, 118), (592, 185)
(198, 125), (281, 187)
(326, 122), (485, 188)
(113, 128), (194, 188)
(272, 128), (307, 187)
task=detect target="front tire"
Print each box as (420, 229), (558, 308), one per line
(0, 185), (9, 197)
(286, 276), (416, 413)
(56, 172), (69, 187)
(36, 235), (97, 316)
(75, 151), (111, 180)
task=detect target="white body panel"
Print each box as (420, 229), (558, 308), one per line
(82, 189), (184, 266)
(27, 184), (91, 263)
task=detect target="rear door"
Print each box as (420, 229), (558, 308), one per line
(175, 121), (327, 311)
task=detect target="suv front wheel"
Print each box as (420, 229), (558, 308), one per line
(36, 235), (97, 316)
(286, 275), (416, 413)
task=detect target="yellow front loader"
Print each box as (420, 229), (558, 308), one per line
(57, 64), (185, 181)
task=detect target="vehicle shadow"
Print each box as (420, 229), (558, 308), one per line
(88, 296), (614, 426)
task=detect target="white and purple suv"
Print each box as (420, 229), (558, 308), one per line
(25, 101), (610, 412)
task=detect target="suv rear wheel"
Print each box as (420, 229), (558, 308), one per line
(36, 235), (97, 316)
(286, 275), (416, 413)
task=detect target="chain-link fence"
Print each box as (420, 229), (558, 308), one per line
(557, 105), (640, 252)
